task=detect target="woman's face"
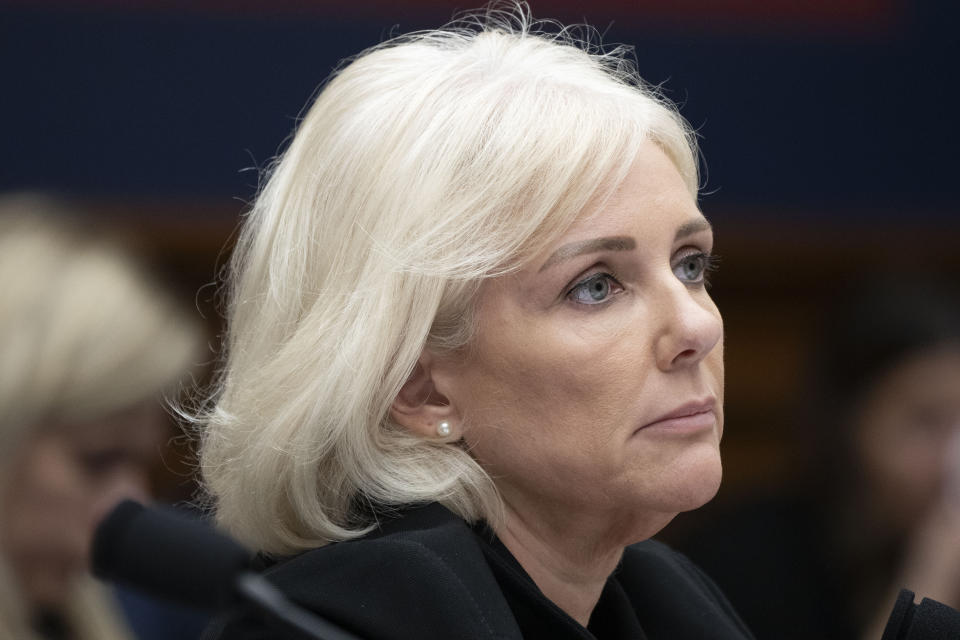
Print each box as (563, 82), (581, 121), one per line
(439, 141), (724, 541)
(0, 403), (161, 610)
(853, 344), (960, 534)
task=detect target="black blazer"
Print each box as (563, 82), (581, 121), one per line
(204, 503), (755, 639)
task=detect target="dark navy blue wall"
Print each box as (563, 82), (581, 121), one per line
(1, 1), (957, 220)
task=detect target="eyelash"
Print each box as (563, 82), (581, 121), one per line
(566, 271), (624, 306)
(564, 250), (720, 306)
(674, 251), (720, 288)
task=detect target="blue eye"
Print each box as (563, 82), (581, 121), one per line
(567, 273), (621, 305)
(673, 252), (717, 284)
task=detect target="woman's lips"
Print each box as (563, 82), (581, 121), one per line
(636, 398), (717, 435)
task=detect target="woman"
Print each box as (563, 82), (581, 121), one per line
(200, 6), (752, 639)
(0, 202), (203, 640)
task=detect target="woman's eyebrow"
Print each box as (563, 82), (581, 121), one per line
(539, 236), (635, 272)
(676, 217), (712, 241)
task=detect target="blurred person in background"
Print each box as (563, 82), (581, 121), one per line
(0, 197), (204, 640)
(681, 278), (960, 639)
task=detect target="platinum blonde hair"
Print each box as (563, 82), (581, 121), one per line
(0, 203), (202, 456)
(0, 199), (203, 640)
(199, 3), (699, 555)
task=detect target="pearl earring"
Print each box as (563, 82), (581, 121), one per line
(437, 421), (451, 437)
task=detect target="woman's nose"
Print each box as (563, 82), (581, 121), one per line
(654, 281), (723, 371)
(89, 471), (152, 531)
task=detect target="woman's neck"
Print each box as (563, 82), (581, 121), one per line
(495, 499), (673, 627)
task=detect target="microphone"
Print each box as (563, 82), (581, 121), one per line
(92, 500), (363, 640)
(881, 589), (960, 640)
(92, 499), (249, 609)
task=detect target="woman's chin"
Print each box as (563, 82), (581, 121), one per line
(24, 573), (74, 614)
(684, 464), (723, 512)
(657, 449), (724, 515)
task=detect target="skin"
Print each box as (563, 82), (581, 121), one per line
(853, 345), (960, 539)
(0, 402), (162, 611)
(394, 140), (725, 626)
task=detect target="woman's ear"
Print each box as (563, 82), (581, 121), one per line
(390, 352), (461, 440)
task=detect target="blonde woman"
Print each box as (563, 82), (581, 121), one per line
(0, 202), (202, 640)
(200, 5), (753, 639)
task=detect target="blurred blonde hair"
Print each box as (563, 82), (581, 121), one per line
(199, 3), (699, 555)
(0, 197), (203, 639)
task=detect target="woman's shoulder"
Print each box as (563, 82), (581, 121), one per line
(617, 539), (756, 640)
(261, 503), (474, 579)
(204, 503), (521, 640)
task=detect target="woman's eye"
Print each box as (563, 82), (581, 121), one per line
(673, 252), (716, 284)
(567, 273), (622, 305)
(79, 450), (127, 476)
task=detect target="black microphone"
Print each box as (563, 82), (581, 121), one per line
(92, 499), (249, 609)
(92, 500), (363, 640)
(881, 589), (960, 640)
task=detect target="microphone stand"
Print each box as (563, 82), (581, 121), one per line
(92, 501), (363, 640)
(235, 573), (364, 640)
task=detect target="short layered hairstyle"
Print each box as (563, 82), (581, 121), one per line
(0, 207), (201, 455)
(199, 3), (700, 555)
